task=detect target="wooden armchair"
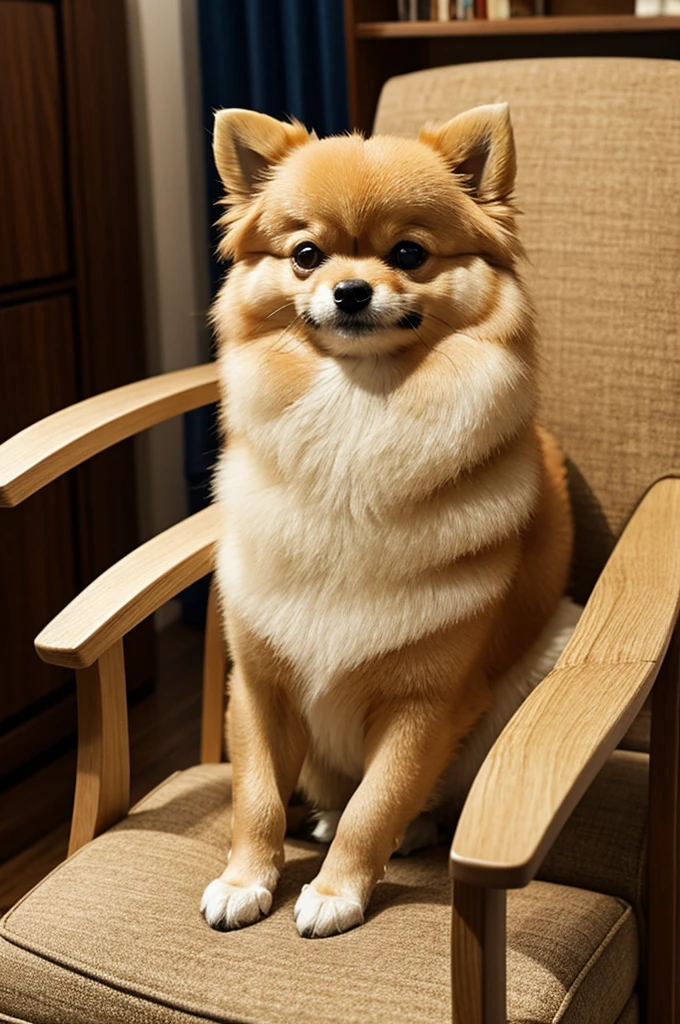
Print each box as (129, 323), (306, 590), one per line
(1, 57), (679, 1024)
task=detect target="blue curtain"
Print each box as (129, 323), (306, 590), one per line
(198, 0), (350, 294)
(181, 0), (349, 624)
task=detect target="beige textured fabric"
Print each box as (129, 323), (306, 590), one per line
(538, 750), (648, 930)
(0, 765), (637, 1024)
(615, 993), (639, 1023)
(619, 702), (651, 755)
(375, 58), (680, 603)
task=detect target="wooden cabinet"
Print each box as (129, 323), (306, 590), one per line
(0, 3), (69, 287)
(0, 0), (154, 859)
(344, 0), (680, 131)
(0, 299), (77, 720)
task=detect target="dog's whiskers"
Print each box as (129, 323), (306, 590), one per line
(420, 310), (455, 333)
(269, 313), (307, 357)
(406, 322), (460, 375)
(252, 301), (298, 335)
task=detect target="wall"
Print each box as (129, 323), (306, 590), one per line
(124, 0), (212, 625)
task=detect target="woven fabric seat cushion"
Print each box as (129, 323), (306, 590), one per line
(0, 764), (638, 1024)
(616, 994), (640, 1023)
(538, 749), (648, 931)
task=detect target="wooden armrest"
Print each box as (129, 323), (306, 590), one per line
(451, 476), (680, 889)
(0, 363), (219, 507)
(35, 503), (221, 669)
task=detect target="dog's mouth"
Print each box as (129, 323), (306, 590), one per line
(301, 309), (423, 337)
(395, 312), (423, 331)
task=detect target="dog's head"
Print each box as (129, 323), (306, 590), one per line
(213, 105), (523, 359)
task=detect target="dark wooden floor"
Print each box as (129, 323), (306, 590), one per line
(0, 621), (206, 914)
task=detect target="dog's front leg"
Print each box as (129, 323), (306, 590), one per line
(294, 693), (487, 938)
(201, 666), (307, 930)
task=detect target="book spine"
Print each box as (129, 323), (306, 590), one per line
(487, 0), (511, 17)
(437, 0), (452, 16)
(397, 0), (411, 19)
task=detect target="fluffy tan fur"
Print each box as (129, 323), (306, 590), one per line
(201, 104), (573, 938)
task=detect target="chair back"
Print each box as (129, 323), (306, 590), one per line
(375, 58), (680, 600)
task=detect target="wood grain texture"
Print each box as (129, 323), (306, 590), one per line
(0, 0), (155, 854)
(0, 298), (77, 720)
(648, 622), (680, 1023)
(0, 737), (76, 866)
(68, 641), (129, 855)
(0, 363), (219, 508)
(61, 0), (147, 401)
(345, 3), (396, 129)
(59, 0), (156, 704)
(0, 621), (204, 894)
(452, 477), (680, 888)
(35, 504), (220, 670)
(356, 15), (680, 36)
(0, 687), (76, 782)
(344, 0), (359, 138)
(0, 1), (69, 288)
(451, 882), (506, 1024)
(200, 578), (228, 764)
(558, 477), (680, 667)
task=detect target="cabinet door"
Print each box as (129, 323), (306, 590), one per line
(0, 296), (78, 720)
(0, 2), (70, 288)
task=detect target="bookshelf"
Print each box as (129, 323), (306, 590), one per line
(344, 1), (680, 130)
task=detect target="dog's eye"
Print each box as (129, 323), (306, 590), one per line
(390, 241), (427, 271)
(292, 242), (325, 271)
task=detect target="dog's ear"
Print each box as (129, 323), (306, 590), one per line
(213, 109), (312, 199)
(419, 103), (516, 202)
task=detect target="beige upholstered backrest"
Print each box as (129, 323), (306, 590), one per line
(375, 58), (680, 601)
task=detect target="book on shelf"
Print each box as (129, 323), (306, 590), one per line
(635, 0), (680, 11)
(397, 0), (457, 16)
(396, 0), (547, 17)
(396, 0), (436, 16)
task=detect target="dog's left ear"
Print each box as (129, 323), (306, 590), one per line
(419, 103), (516, 202)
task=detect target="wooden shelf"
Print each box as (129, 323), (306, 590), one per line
(357, 15), (680, 37)
(345, 0), (680, 133)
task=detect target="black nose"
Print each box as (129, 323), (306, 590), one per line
(333, 279), (373, 314)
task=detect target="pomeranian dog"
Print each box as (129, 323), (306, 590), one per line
(200, 104), (573, 939)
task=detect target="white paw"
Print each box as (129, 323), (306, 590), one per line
(200, 878), (272, 930)
(294, 883), (364, 938)
(309, 810), (342, 844)
(395, 813), (439, 856)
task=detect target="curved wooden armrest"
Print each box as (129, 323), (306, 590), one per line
(0, 363), (219, 507)
(35, 503), (221, 670)
(451, 476), (680, 889)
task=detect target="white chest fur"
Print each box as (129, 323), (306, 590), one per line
(215, 335), (538, 697)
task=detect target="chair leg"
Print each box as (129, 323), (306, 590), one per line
(648, 622), (680, 1023)
(200, 577), (227, 763)
(68, 640), (130, 855)
(451, 880), (506, 1024)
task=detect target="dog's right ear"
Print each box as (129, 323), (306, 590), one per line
(419, 103), (516, 203)
(213, 109), (312, 200)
